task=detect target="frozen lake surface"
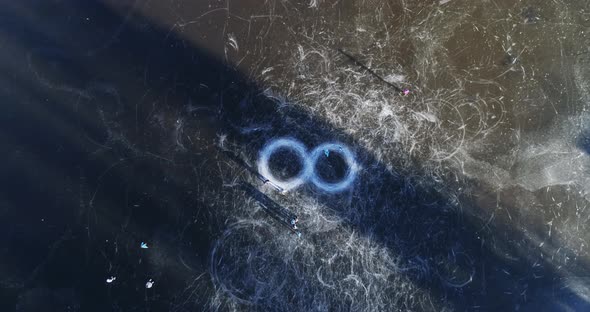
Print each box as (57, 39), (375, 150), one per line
(2, 0), (590, 311)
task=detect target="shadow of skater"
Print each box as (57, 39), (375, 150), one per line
(240, 182), (300, 235)
(223, 150), (284, 193)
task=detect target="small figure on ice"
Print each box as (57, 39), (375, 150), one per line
(140, 242), (149, 249)
(290, 217), (299, 230)
(145, 279), (154, 289)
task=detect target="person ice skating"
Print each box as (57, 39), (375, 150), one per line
(290, 217), (299, 230)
